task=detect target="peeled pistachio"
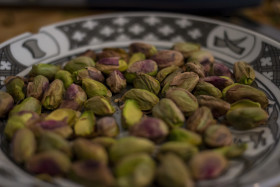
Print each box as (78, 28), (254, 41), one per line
(169, 72), (199, 92)
(106, 70), (127, 93)
(151, 50), (184, 69)
(36, 120), (73, 139)
(73, 138), (108, 164)
(128, 52), (146, 65)
(234, 61), (255, 85)
(55, 70), (73, 89)
(0, 91), (14, 118)
(202, 76), (234, 91)
(38, 131), (72, 157)
(82, 77), (112, 98)
(186, 106), (215, 134)
(69, 160), (115, 187)
(121, 89), (159, 111)
(79, 49), (96, 60)
(185, 62), (205, 78)
(197, 95), (230, 118)
(84, 96), (115, 116)
(64, 56), (95, 73)
(92, 137), (116, 150)
(129, 42), (157, 58)
(26, 150), (71, 176)
(122, 99), (143, 129)
(96, 117), (119, 137)
(223, 83), (268, 109)
(12, 128), (36, 163)
(189, 151), (228, 180)
(204, 124), (232, 147)
(214, 143), (247, 158)
(74, 111), (96, 137)
(133, 73), (160, 95)
(9, 97), (41, 116)
(156, 153), (194, 187)
(27, 75), (49, 100)
(172, 42), (200, 58)
(158, 142), (198, 162)
(130, 117), (169, 143)
(188, 50), (214, 64)
(165, 88), (198, 116)
(96, 57), (127, 74)
(226, 107), (268, 130)
(156, 65), (179, 83)
(152, 98), (185, 128)
(4, 76), (26, 103)
(4, 111), (40, 139)
(229, 99), (261, 113)
(102, 47), (128, 61)
(28, 63), (60, 80)
(45, 108), (79, 127)
(162, 68), (183, 86)
(115, 153), (156, 187)
(125, 59), (158, 82)
(109, 136), (155, 163)
(168, 128), (202, 146)
(72, 67), (104, 84)
(41, 79), (65, 110)
(211, 62), (233, 78)
(193, 81), (222, 98)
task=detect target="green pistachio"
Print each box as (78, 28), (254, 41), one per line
(188, 50), (214, 63)
(172, 42), (200, 58)
(156, 65), (179, 83)
(152, 98), (185, 128)
(169, 72), (199, 92)
(204, 124), (233, 147)
(193, 81), (222, 98)
(214, 143), (247, 158)
(102, 47), (128, 61)
(92, 137), (116, 150)
(82, 77), (112, 98)
(129, 42), (157, 58)
(121, 89), (159, 111)
(96, 117), (119, 137)
(27, 75), (49, 100)
(122, 99), (143, 129)
(41, 79), (65, 110)
(4, 76), (25, 103)
(128, 52), (146, 65)
(133, 73), (160, 95)
(9, 97), (41, 116)
(28, 63), (60, 80)
(95, 57), (128, 74)
(84, 96), (115, 116)
(55, 70), (73, 89)
(168, 127), (202, 146)
(106, 70), (127, 93)
(151, 50), (184, 69)
(45, 108), (80, 127)
(36, 120), (73, 139)
(233, 61), (255, 85)
(185, 62), (205, 78)
(0, 91), (14, 118)
(74, 110), (96, 137)
(64, 56), (95, 73)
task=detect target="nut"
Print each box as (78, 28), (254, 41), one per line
(64, 56), (95, 73)
(168, 127), (202, 146)
(27, 75), (49, 100)
(129, 42), (157, 58)
(4, 76), (26, 103)
(96, 57), (127, 74)
(0, 91), (14, 118)
(96, 116), (119, 137)
(201, 76), (234, 91)
(204, 124), (233, 147)
(82, 77), (112, 98)
(172, 42), (200, 58)
(122, 99), (143, 129)
(233, 61), (255, 85)
(84, 96), (115, 116)
(106, 70), (127, 93)
(55, 70), (73, 89)
(74, 110), (96, 137)
(133, 73), (160, 95)
(9, 97), (41, 116)
(28, 64), (60, 80)
(151, 50), (184, 69)
(193, 81), (222, 98)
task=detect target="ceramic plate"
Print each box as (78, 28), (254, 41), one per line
(1, 12), (280, 187)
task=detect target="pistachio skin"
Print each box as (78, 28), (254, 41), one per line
(36, 120), (73, 139)
(215, 143), (247, 158)
(133, 73), (161, 95)
(128, 52), (146, 65)
(204, 124), (233, 147)
(129, 42), (157, 58)
(9, 97), (41, 116)
(172, 42), (200, 58)
(234, 61), (255, 85)
(64, 56), (95, 73)
(168, 128), (202, 146)
(27, 75), (49, 100)
(151, 50), (184, 69)
(28, 63), (60, 80)
(193, 81), (222, 98)
(169, 72), (199, 92)
(156, 154), (194, 187)
(41, 79), (65, 110)
(211, 62), (233, 78)
(44, 108), (79, 127)
(74, 111), (96, 137)
(106, 70), (127, 93)
(72, 67), (104, 84)
(0, 91), (14, 118)
(95, 57), (128, 74)
(156, 65), (179, 83)
(130, 117), (169, 143)
(26, 150), (71, 176)
(122, 99), (143, 129)
(189, 151), (228, 180)
(84, 96), (115, 116)
(102, 47), (128, 61)
(115, 153), (156, 187)
(12, 128), (36, 164)
(82, 78), (112, 98)
(185, 62), (205, 78)
(188, 50), (214, 64)
(55, 70), (73, 89)
(92, 137), (116, 150)
(121, 89), (159, 111)
(96, 117), (119, 137)
(202, 76), (234, 91)
(4, 76), (26, 103)
(152, 98), (185, 128)
(109, 136), (155, 163)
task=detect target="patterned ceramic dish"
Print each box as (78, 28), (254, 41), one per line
(0, 12), (280, 187)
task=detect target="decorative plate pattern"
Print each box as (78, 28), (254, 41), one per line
(0, 12), (280, 187)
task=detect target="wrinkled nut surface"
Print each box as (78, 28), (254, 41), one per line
(82, 77), (112, 98)
(4, 76), (26, 103)
(193, 81), (222, 98)
(0, 91), (14, 118)
(211, 62), (233, 78)
(169, 72), (199, 92)
(106, 70), (127, 93)
(151, 50), (184, 69)
(234, 61), (255, 85)
(185, 62), (205, 78)
(202, 76), (234, 91)
(172, 42), (200, 58)
(64, 56), (95, 73)
(129, 42), (157, 58)
(42, 79), (65, 110)
(133, 73), (161, 95)
(168, 127), (202, 146)
(96, 57), (128, 74)
(27, 75), (49, 100)
(156, 65), (179, 83)
(96, 117), (119, 137)
(55, 70), (73, 89)
(84, 96), (115, 116)
(204, 124), (233, 147)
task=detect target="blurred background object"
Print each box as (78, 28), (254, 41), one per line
(0, 0), (279, 43)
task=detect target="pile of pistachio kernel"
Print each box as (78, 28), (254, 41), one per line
(0, 42), (269, 187)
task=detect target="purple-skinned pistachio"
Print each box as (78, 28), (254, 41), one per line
(27, 75), (49, 100)
(96, 57), (128, 74)
(55, 70), (73, 89)
(28, 64), (60, 81)
(98, 47), (128, 61)
(60, 84), (87, 110)
(96, 117), (119, 138)
(9, 97), (42, 116)
(69, 160), (115, 187)
(128, 52), (146, 65)
(211, 62), (233, 79)
(185, 62), (205, 78)
(200, 59), (213, 76)
(64, 56), (95, 73)
(129, 42), (157, 58)
(12, 128), (36, 164)
(79, 49), (96, 60)
(106, 70), (127, 93)
(169, 72), (199, 92)
(189, 151), (228, 180)
(130, 117), (169, 143)
(41, 79), (65, 110)
(72, 67), (104, 84)
(204, 124), (233, 147)
(0, 91), (14, 118)
(151, 50), (184, 69)
(4, 76), (26, 103)
(172, 42), (200, 58)
(125, 59), (158, 82)
(36, 120), (73, 139)
(82, 78), (112, 98)
(202, 76), (234, 91)
(26, 150), (71, 176)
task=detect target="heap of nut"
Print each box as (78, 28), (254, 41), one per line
(0, 42), (269, 187)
